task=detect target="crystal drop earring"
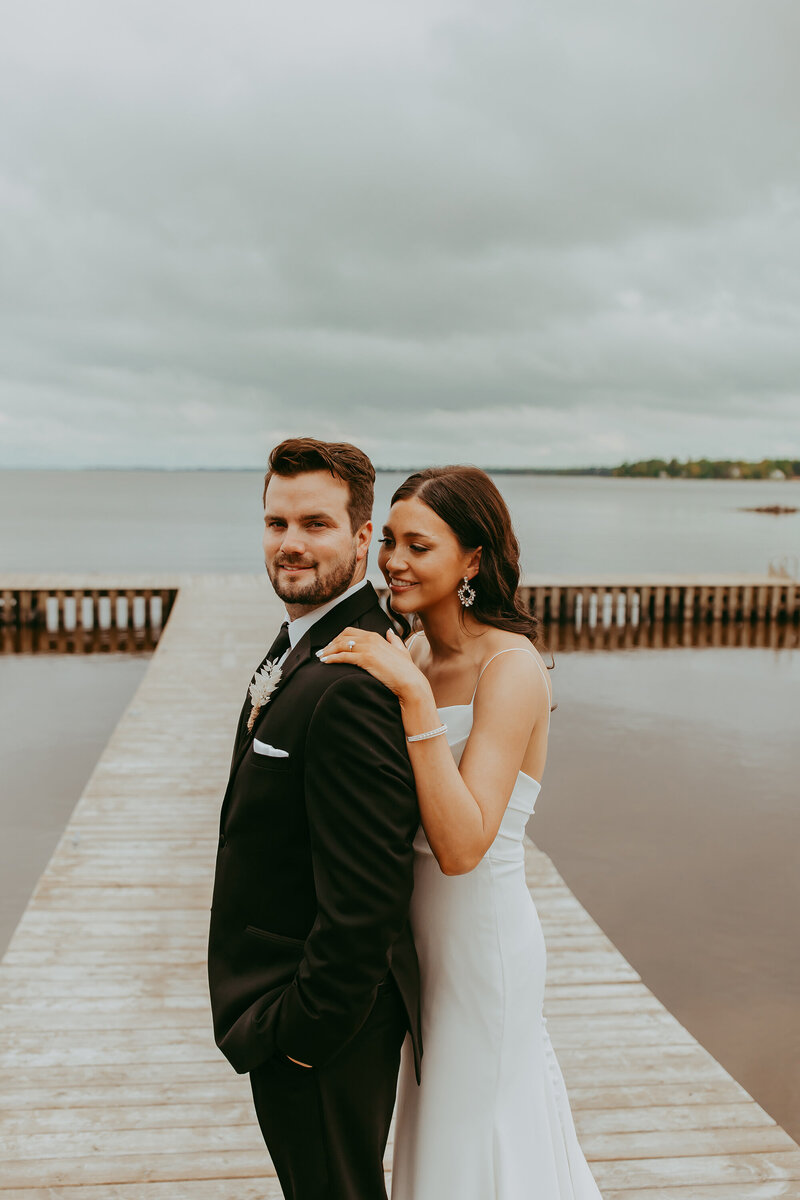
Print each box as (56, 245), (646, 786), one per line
(457, 576), (476, 607)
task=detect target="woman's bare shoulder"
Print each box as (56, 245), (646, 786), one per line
(476, 628), (543, 664)
(475, 630), (552, 700)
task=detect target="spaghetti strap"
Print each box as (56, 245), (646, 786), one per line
(471, 647), (552, 731)
(406, 630), (424, 649)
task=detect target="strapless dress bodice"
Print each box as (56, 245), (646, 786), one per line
(411, 702), (540, 864)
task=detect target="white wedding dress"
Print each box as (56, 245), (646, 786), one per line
(391, 648), (603, 1200)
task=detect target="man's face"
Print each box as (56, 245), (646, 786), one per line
(262, 470), (372, 616)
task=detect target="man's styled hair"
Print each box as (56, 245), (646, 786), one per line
(263, 437), (376, 532)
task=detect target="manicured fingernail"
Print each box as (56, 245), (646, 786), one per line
(319, 655), (329, 663)
(315, 649), (324, 657)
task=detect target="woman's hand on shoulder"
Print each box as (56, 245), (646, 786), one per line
(317, 626), (430, 703)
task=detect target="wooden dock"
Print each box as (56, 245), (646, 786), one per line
(1, 574), (800, 1197)
(1, 571), (798, 640)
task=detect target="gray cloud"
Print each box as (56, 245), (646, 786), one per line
(1, 0), (799, 466)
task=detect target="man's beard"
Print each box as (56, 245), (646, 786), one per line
(268, 544), (359, 607)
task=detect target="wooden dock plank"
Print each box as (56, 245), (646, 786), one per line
(0, 1186), (287, 1200)
(591, 1150), (800, 1189)
(1, 574), (799, 1196)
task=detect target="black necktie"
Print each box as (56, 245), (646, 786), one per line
(239, 622), (290, 744)
(266, 620), (291, 664)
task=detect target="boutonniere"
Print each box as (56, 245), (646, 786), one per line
(247, 659), (283, 732)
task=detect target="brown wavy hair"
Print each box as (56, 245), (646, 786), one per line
(386, 465), (555, 695)
(263, 437), (375, 532)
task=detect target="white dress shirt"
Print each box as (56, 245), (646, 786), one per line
(275, 576), (370, 667)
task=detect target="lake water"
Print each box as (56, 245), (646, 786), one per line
(1, 469), (799, 1141)
(0, 653), (152, 952)
(1, 468), (797, 574)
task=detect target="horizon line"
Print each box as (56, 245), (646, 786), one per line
(2, 459), (794, 474)
(0, 463), (613, 473)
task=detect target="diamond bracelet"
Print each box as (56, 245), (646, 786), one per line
(406, 723), (448, 743)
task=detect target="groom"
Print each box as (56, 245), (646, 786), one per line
(208, 437), (422, 1199)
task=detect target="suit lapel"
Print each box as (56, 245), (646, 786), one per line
(227, 625), (290, 773)
(227, 633), (309, 782)
(221, 581), (385, 820)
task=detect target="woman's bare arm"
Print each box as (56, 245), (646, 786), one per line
(398, 651), (542, 873)
(317, 628), (547, 875)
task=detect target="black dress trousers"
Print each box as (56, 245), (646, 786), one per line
(249, 977), (407, 1200)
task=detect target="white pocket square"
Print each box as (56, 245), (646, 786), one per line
(253, 738), (290, 758)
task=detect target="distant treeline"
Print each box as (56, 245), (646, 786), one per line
(418, 458), (800, 479)
(612, 457), (799, 480)
(477, 458), (798, 479)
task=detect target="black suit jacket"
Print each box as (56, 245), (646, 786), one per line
(207, 582), (422, 1080)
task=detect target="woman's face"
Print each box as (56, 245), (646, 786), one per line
(377, 496), (478, 616)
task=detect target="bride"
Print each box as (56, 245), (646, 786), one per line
(318, 465), (602, 1199)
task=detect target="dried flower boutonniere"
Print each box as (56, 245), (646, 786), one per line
(246, 660), (283, 732)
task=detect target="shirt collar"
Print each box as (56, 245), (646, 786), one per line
(285, 577), (370, 650)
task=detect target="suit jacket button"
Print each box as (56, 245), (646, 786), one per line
(218, 833), (226, 848)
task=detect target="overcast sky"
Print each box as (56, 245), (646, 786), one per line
(1, 0), (798, 468)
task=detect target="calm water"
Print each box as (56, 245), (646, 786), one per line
(1, 468), (797, 574)
(530, 640), (800, 1143)
(0, 469), (798, 1140)
(0, 653), (151, 951)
